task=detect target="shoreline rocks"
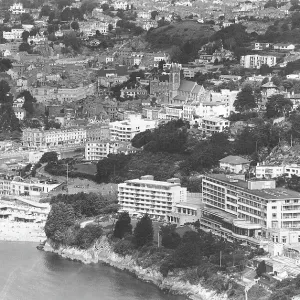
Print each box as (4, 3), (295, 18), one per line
(43, 237), (228, 300)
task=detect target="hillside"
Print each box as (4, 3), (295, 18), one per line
(145, 21), (215, 50)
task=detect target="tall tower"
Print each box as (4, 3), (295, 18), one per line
(169, 63), (181, 103)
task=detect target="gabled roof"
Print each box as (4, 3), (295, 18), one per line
(219, 155), (250, 165)
(178, 80), (197, 93)
(261, 82), (277, 88)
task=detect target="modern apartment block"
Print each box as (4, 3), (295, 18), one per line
(110, 115), (156, 142)
(240, 55), (277, 69)
(118, 175), (187, 221)
(201, 117), (230, 135)
(85, 140), (138, 161)
(201, 174), (300, 246)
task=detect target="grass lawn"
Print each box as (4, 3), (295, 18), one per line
(73, 163), (97, 175)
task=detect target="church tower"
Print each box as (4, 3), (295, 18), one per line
(169, 63), (181, 103)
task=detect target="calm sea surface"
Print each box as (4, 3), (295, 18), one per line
(0, 242), (187, 300)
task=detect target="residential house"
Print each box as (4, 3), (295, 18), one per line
(240, 55), (277, 69)
(219, 155), (251, 174)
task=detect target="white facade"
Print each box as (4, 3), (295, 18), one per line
(201, 174), (300, 246)
(256, 164), (300, 179)
(0, 175), (61, 197)
(13, 107), (26, 120)
(110, 115), (156, 142)
(3, 29), (24, 40)
(201, 116), (230, 135)
(118, 175), (187, 220)
(240, 55), (277, 69)
(9, 3), (25, 14)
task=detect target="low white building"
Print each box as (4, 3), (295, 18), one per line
(219, 155), (251, 174)
(9, 3), (25, 14)
(256, 164), (300, 179)
(13, 107), (26, 120)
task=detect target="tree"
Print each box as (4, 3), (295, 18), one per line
(234, 85), (256, 112)
(21, 31), (30, 42)
(113, 212), (132, 239)
(134, 214), (154, 247)
(56, 0), (71, 10)
(108, 24), (113, 31)
(261, 77), (269, 85)
(71, 21), (79, 31)
(0, 80), (12, 104)
(63, 32), (81, 51)
(39, 5), (52, 17)
(40, 151), (59, 163)
(260, 64), (271, 76)
(19, 43), (31, 53)
(20, 13), (34, 24)
(266, 94), (293, 118)
(160, 224), (181, 249)
(44, 202), (76, 245)
(18, 90), (36, 115)
(256, 260), (266, 277)
(151, 11), (158, 20)
(0, 58), (12, 72)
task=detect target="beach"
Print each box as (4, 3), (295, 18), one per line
(0, 221), (46, 242)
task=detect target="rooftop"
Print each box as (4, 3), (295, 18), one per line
(219, 155), (250, 165)
(206, 173), (300, 199)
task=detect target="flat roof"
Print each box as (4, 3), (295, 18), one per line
(205, 174), (300, 199)
(123, 179), (180, 187)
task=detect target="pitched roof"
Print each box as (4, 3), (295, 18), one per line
(261, 82), (277, 88)
(219, 155), (250, 165)
(178, 80), (196, 93)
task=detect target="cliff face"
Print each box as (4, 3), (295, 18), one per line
(44, 236), (228, 300)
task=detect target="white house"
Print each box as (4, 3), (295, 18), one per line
(9, 3), (25, 14)
(13, 107), (26, 120)
(219, 155), (251, 174)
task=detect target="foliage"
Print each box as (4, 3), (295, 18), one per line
(265, 94), (293, 118)
(20, 13), (34, 24)
(19, 42), (31, 53)
(131, 119), (189, 153)
(74, 224), (103, 249)
(40, 151), (58, 164)
(234, 85), (256, 112)
(44, 202), (76, 246)
(113, 212), (132, 239)
(160, 224), (181, 249)
(50, 192), (118, 218)
(134, 214), (154, 247)
(22, 30), (30, 42)
(71, 21), (79, 31)
(113, 239), (135, 256)
(0, 58), (12, 72)
(63, 32), (81, 51)
(18, 90), (36, 115)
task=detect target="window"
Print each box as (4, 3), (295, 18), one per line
(282, 237), (286, 243)
(272, 206), (276, 209)
(272, 213), (277, 218)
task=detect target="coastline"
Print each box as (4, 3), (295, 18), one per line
(0, 221), (46, 242)
(43, 236), (228, 300)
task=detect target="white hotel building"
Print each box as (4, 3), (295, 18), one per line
(201, 174), (300, 247)
(118, 175), (187, 221)
(110, 115), (157, 142)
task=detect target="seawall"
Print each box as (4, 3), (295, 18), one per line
(43, 236), (228, 300)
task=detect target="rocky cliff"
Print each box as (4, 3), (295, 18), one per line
(44, 236), (228, 300)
